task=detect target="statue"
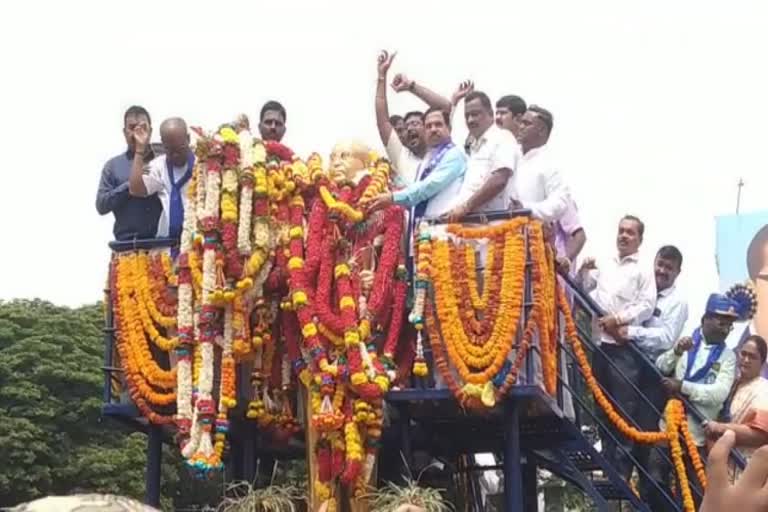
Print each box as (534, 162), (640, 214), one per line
(329, 140), (372, 184)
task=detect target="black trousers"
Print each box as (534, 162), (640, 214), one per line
(593, 343), (643, 480)
(633, 360), (669, 504)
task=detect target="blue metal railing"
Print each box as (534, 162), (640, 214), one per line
(102, 238), (178, 408)
(561, 271), (747, 470)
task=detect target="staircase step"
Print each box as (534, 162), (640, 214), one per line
(592, 478), (633, 501)
(560, 448), (601, 471)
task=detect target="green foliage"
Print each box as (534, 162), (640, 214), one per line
(0, 299), (222, 511)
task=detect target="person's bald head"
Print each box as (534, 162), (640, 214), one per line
(159, 117), (190, 167)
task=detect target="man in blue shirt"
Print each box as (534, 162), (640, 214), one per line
(95, 106), (162, 240)
(365, 107), (466, 218)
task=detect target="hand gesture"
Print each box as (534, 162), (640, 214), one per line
(442, 204), (468, 224)
(579, 257), (597, 273)
(451, 80), (475, 105)
(701, 430), (768, 512)
(675, 336), (694, 356)
(366, 192), (393, 214)
(391, 73), (413, 93)
(661, 377), (683, 395)
(705, 421), (727, 438)
(377, 50), (397, 78)
(555, 256), (571, 275)
(132, 122), (150, 153)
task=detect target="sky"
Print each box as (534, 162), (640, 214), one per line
(1, 0), (767, 336)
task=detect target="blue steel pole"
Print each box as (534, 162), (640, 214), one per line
(503, 401), (523, 512)
(102, 269), (115, 405)
(145, 425), (163, 507)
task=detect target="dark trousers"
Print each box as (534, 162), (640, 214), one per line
(633, 360), (668, 503)
(646, 444), (706, 511)
(593, 343), (643, 480)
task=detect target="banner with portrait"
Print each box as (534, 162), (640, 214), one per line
(716, 210), (768, 375)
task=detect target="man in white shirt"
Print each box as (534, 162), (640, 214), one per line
(510, 105), (570, 223)
(375, 51), (452, 186)
(444, 90), (521, 220)
(495, 94), (527, 137)
(128, 117), (194, 239)
(619, 245), (688, 503)
(576, 215), (657, 480)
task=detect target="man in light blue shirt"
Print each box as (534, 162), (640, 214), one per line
(366, 107), (466, 218)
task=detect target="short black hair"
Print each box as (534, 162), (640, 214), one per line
(424, 107), (450, 128)
(496, 95), (527, 115)
(745, 334), (768, 363)
(124, 105), (151, 127)
(465, 91), (493, 113)
(404, 111), (424, 123)
(389, 114), (404, 125)
(260, 100), (286, 122)
(621, 214), (645, 238)
(656, 245), (683, 268)
(528, 104), (554, 133)
(747, 224), (768, 279)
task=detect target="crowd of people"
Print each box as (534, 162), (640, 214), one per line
(95, 50), (768, 508)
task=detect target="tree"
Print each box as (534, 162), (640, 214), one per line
(0, 299), (225, 510)
(0, 299), (147, 505)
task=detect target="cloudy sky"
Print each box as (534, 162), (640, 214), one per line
(1, 0), (767, 335)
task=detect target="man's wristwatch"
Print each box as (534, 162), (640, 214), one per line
(408, 81), (416, 92)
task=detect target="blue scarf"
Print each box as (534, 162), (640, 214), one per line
(413, 141), (455, 219)
(684, 327), (726, 383)
(167, 151), (195, 239)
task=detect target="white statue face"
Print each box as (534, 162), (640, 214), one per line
(329, 142), (369, 183)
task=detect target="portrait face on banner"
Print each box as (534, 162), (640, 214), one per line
(716, 213), (768, 376)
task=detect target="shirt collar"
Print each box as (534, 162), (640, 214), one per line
(523, 144), (547, 161)
(469, 124), (497, 152)
(613, 251), (640, 264)
(658, 283), (676, 298)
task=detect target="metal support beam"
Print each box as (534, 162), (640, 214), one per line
(523, 455), (537, 512)
(243, 426), (256, 484)
(399, 403), (413, 474)
(504, 402), (523, 512)
(145, 425), (163, 507)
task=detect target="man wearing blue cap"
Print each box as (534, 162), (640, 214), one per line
(645, 293), (739, 510)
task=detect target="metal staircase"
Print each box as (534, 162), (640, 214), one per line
(100, 223), (747, 511)
(380, 237), (746, 511)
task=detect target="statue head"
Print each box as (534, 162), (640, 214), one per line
(329, 140), (372, 184)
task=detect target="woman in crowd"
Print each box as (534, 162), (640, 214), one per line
(705, 334), (768, 461)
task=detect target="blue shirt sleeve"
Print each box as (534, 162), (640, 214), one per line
(96, 158), (130, 215)
(392, 147), (466, 208)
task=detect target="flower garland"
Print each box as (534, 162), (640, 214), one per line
(111, 256), (176, 423)
(557, 283), (705, 509)
(427, 223), (525, 393)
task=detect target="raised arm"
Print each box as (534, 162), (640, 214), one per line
(391, 73), (452, 112)
(375, 50), (396, 146)
(128, 122), (151, 197)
